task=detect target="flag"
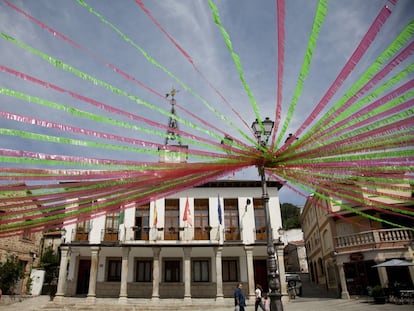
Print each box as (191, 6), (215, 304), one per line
(218, 194), (222, 225)
(183, 197), (192, 226)
(153, 201), (158, 227)
(118, 209), (125, 224)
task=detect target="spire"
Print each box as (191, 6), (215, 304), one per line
(159, 88), (188, 163)
(165, 88), (182, 146)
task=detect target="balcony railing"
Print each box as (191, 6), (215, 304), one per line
(101, 228), (119, 242)
(334, 228), (413, 252)
(72, 228), (89, 242)
(132, 226), (149, 241)
(225, 227), (240, 241)
(255, 227), (267, 241)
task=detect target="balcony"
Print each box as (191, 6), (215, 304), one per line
(225, 227), (240, 241)
(194, 226), (211, 240)
(72, 228), (89, 242)
(101, 228), (119, 242)
(334, 228), (413, 253)
(255, 227), (267, 241)
(132, 226), (149, 241)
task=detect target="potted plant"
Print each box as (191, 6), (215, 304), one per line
(371, 285), (386, 304)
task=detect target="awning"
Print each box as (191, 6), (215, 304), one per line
(372, 259), (414, 268)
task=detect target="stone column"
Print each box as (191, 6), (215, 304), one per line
(87, 246), (100, 303)
(119, 246), (130, 303)
(244, 245), (255, 301)
(276, 244), (288, 300)
(337, 262), (350, 299)
(152, 247), (161, 301)
(183, 247), (192, 301)
(215, 247), (224, 301)
(377, 266), (389, 288)
(54, 246), (70, 303)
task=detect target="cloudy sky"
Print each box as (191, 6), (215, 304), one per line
(1, 0), (413, 206)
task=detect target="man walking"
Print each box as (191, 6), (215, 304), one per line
(234, 283), (247, 311)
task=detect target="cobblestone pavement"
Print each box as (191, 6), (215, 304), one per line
(1, 295), (414, 311)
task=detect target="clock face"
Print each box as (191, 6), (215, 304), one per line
(165, 152), (181, 163)
(159, 145), (188, 163)
(161, 150), (182, 163)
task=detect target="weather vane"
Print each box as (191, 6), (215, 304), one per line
(166, 87), (179, 102)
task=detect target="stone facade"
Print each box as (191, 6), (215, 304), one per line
(301, 182), (414, 299)
(54, 180), (288, 303)
(0, 184), (43, 295)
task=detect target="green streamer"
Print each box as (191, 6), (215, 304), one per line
(275, 0), (328, 148)
(0, 33), (247, 150)
(279, 170), (414, 217)
(208, 0), (261, 134)
(76, 0), (253, 147)
(0, 168), (225, 230)
(310, 20), (414, 135)
(280, 130), (412, 162)
(272, 171), (412, 230)
(0, 88), (241, 157)
(279, 92), (414, 160)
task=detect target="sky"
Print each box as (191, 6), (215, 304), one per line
(1, 0), (413, 207)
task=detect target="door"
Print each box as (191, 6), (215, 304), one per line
(76, 259), (91, 295)
(254, 259), (268, 292)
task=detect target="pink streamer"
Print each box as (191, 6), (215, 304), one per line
(4, 2), (246, 151)
(0, 111), (236, 159)
(134, 0), (252, 133)
(0, 66), (240, 152)
(277, 5), (392, 154)
(271, 0), (286, 148)
(316, 41), (414, 134)
(312, 79), (414, 144)
(4, 0), (166, 100)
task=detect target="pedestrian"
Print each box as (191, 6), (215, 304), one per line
(254, 284), (266, 311)
(234, 282), (247, 311)
(263, 294), (270, 311)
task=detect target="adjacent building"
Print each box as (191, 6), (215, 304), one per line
(301, 180), (414, 298)
(0, 184), (42, 295)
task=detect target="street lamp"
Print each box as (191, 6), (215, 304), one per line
(251, 117), (283, 311)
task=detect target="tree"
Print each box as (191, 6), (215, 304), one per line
(40, 246), (59, 284)
(280, 203), (301, 230)
(0, 254), (25, 294)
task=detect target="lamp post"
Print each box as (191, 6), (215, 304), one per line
(251, 117), (283, 311)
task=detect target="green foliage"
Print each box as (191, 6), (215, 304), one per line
(281, 203), (301, 229)
(371, 285), (385, 297)
(40, 246), (59, 284)
(0, 254), (25, 294)
(25, 274), (33, 294)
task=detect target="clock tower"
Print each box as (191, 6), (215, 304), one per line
(158, 88), (188, 163)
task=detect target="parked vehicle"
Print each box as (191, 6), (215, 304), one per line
(286, 273), (303, 296)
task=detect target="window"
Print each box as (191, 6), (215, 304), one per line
(164, 199), (179, 240)
(253, 198), (266, 240)
(22, 220), (32, 241)
(136, 259), (152, 282)
(222, 258), (238, 282)
(75, 219), (90, 241)
(192, 259), (210, 282)
(104, 211), (120, 241)
(194, 199), (209, 240)
(224, 199), (240, 240)
(164, 259), (181, 282)
(107, 258), (122, 281)
(135, 203), (150, 240)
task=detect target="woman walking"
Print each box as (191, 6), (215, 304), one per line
(254, 284), (266, 311)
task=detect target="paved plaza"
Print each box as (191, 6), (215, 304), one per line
(0, 295), (413, 311)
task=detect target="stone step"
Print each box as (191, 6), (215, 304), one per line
(36, 298), (235, 311)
